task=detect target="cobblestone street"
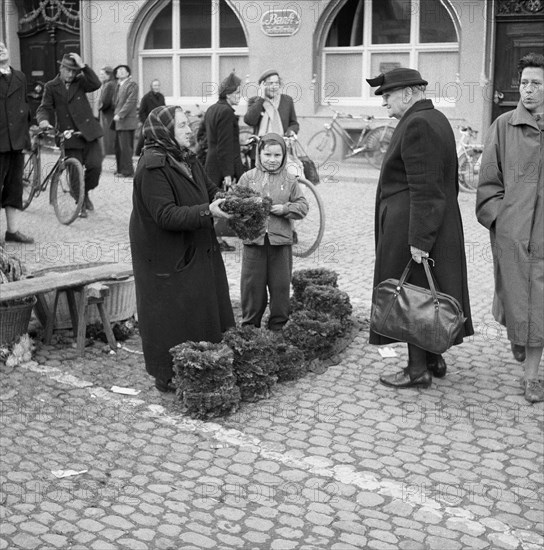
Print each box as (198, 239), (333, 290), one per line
(1, 156), (543, 550)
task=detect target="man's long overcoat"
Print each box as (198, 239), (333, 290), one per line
(0, 68), (30, 152)
(370, 99), (473, 345)
(476, 101), (543, 346)
(36, 66), (102, 149)
(129, 148), (235, 380)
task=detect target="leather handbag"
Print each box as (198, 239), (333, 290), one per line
(370, 258), (466, 354)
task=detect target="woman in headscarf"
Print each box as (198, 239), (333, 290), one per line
(204, 71), (246, 251)
(129, 106), (235, 393)
(97, 66), (116, 155)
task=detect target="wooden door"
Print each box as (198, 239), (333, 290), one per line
(492, 2), (544, 121)
(19, 29), (80, 87)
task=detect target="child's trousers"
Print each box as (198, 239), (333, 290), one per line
(241, 236), (293, 330)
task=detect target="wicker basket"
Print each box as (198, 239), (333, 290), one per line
(0, 296), (37, 345)
(31, 263), (136, 329)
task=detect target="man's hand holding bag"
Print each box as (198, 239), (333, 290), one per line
(370, 258), (466, 354)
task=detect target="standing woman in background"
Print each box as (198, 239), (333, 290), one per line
(98, 66), (116, 156)
(204, 72), (246, 252)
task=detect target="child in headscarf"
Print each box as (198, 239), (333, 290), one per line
(237, 133), (308, 330)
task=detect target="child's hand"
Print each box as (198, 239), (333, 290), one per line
(270, 204), (285, 216)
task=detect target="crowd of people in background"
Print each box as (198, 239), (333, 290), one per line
(1, 40), (542, 402)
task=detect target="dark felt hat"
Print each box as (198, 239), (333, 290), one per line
(366, 68), (428, 95)
(58, 54), (81, 71)
(219, 72), (242, 98)
(258, 69), (280, 84)
(113, 64), (131, 77)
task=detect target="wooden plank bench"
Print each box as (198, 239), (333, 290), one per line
(0, 263), (134, 356)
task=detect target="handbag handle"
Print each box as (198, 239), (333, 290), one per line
(397, 258), (440, 305)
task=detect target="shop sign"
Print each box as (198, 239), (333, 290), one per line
(260, 9), (301, 37)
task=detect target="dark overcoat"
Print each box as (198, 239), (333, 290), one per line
(370, 99), (473, 345)
(36, 66), (103, 149)
(129, 148), (235, 380)
(113, 79), (138, 131)
(204, 99), (245, 185)
(244, 94), (300, 136)
(0, 68), (30, 152)
(98, 79), (116, 155)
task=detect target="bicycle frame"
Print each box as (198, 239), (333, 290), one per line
(323, 113), (373, 155)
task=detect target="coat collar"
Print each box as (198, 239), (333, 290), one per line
(509, 100), (540, 130)
(402, 98), (434, 119)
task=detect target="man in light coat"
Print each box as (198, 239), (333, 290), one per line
(113, 64), (138, 177)
(476, 52), (544, 403)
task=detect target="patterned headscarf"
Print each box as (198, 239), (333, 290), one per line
(142, 105), (190, 162)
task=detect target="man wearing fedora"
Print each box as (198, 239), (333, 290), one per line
(0, 40), (34, 244)
(367, 67), (473, 389)
(37, 52), (103, 218)
(112, 65), (138, 178)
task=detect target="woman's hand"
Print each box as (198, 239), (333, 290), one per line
(210, 198), (231, 219)
(270, 204), (285, 216)
(410, 246), (429, 264)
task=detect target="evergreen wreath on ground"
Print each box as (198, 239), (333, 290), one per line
(291, 268), (338, 302)
(0, 334), (35, 368)
(222, 325), (279, 402)
(171, 341), (240, 419)
(215, 184), (273, 241)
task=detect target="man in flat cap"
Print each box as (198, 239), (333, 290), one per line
(244, 69), (299, 166)
(37, 52), (103, 218)
(367, 67), (473, 389)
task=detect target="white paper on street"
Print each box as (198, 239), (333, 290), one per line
(378, 347), (398, 358)
(51, 469), (88, 479)
(110, 386), (141, 395)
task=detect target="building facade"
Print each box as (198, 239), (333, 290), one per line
(2, 0), (544, 148)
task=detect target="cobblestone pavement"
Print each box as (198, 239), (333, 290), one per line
(1, 156), (543, 550)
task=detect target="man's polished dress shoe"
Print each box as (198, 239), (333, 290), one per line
(379, 369), (432, 389)
(427, 354), (447, 378)
(5, 230), (34, 244)
(511, 343), (526, 363)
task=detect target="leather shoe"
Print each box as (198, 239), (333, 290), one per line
(5, 230), (34, 244)
(511, 343), (526, 363)
(155, 378), (176, 393)
(79, 206), (88, 218)
(380, 368), (432, 389)
(219, 241), (236, 252)
(84, 194), (94, 211)
(427, 353), (447, 378)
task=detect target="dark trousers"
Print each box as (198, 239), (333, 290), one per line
(241, 236), (293, 330)
(115, 130), (134, 176)
(0, 151), (24, 209)
(65, 139), (103, 194)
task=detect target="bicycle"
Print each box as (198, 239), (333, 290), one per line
(236, 133), (325, 258)
(22, 127), (85, 225)
(306, 102), (396, 168)
(457, 126), (483, 193)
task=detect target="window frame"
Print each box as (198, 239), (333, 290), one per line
(320, 0), (460, 107)
(138, 0), (249, 106)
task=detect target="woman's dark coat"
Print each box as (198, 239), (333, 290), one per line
(98, 79), (116, 155)
(129, 148), (235, 380)
(204, 99), (245, 186)
(371, 99), (473, 345)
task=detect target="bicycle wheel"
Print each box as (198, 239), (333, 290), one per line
(364, 126), (394, 168)
(21, 149), (39, 209)
(306, 130), (335, 166)
(51, 157), (85, 224)
(458, 153), (477, 193)
(292, 177), (326, 258)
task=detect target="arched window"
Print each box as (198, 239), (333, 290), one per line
(140, 0), (248, 102)
(321, 0), (459, 104)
